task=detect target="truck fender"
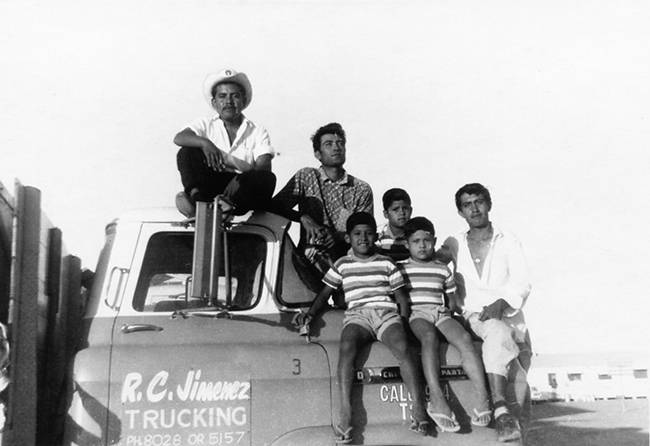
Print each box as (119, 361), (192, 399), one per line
(269, 425), (335, 446)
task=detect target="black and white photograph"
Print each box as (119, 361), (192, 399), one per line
(1, 1), (648, 445)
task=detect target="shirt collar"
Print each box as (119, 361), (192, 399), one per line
(349, 250), (379, 263)
(318, 166), (349, 185)
(383, 224), (405, 241)
(210, 114), (251, 128)
(406, 257), (437, 265)
(462, 223), (503, 241)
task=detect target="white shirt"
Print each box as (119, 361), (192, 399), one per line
(184, 114), (275, 174)
(449, 224), (531, 313)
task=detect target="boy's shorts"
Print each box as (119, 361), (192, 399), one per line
(343, 307), (402, 341)
(409, 304), (452, 326)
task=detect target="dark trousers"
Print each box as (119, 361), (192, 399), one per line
(177, 146), (276, 214)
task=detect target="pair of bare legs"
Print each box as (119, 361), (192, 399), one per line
(410, 317), (490, 430)
(337, 322), (429, 436)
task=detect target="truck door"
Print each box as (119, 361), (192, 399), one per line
(105, 224), (331, 446)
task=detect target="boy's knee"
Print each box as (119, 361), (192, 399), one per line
(418, 329), (437, 347)
(454, 330), (475, 351)
(339, 338), (359, 357)
(386, 339), (410, 361)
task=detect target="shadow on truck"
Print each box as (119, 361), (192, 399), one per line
(60, 204), (530, 446)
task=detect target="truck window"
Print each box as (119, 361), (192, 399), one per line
(132, 232), (266, 312)
(276, 233), (319, 307)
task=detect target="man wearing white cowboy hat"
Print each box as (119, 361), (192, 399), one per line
(174, 68), (276, 217)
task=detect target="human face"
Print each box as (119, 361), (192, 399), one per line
(457, 193), (491, 229)
(407, 230), (436, 262)
(345, 224), (376, 258)
(212, 83), (244, 123)
(383, 200), (412, 232)
(315, 134), (346, 168)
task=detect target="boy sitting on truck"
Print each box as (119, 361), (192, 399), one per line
(376, 188), (413, 262)
(295, 212), (429, 443)
(398, 217), (491, 433)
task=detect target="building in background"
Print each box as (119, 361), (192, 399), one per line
(528, 352), (649, 402)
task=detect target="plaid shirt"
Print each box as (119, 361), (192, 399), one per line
(272, 167), (373, 275)
(272, 167), (373, 234)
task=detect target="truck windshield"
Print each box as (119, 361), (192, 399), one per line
(132, 231), (266, 312)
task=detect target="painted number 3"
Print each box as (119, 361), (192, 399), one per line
(292, 359), (301, 375)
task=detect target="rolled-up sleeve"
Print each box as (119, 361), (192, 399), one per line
(183, 116), (209, 137)
(252, 125), (275, 160)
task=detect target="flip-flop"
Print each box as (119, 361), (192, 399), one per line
(428, 411), (461, 433)
(471, 408), (492, 427)
(409, 418), (431, 436)
(334, 424), (353, 444)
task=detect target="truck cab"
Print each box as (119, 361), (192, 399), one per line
(65, 205), (529, 446)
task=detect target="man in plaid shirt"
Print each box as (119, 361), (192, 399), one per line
(272, 123), (374, 276)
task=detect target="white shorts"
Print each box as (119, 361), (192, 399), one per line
(344, 307), (402, 341)
(409, 304), (453, 326)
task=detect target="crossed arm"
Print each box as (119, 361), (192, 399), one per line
(174, 128), (272, 172)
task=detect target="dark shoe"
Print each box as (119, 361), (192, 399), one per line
(190, 188), (211, 203)
(409, 417), (432, 436)
(495, 413), (521, 443)
(175, 192), (195, 218)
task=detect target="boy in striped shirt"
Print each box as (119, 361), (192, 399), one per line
(398, 217), (491, 434)
(376, 188), (412, 262)
(296, 212), (429, 443)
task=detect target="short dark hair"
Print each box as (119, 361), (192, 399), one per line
(455, 183), (492, 211)
(211, 81), (246, 104)
(404, 217), (435, 239)
(346, 212), (377, 234)
(311, 122), (346, 152)
(382, 188), (411, 210)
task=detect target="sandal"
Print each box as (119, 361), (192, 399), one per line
(428, 411), (461, 433)
(409, 418), (431, 436)
(471, 408), (492, 427)
(334, 424), (353, 444)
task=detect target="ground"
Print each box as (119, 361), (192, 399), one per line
(527, 399), (648, 446)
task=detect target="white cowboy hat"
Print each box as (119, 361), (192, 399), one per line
(203, 69), (253, 110)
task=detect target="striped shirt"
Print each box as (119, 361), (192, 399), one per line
(376, 224), (410, 262)
(323, 253), (404, 310)
(397, 258), (456, 307)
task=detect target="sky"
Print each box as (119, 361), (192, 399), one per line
(1, 0), (648, 355)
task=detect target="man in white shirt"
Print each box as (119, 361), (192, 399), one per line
(174, 69), (276, 217)
(441, 183), (531, 443)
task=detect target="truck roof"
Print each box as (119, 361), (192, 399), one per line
(109, 206), (191, 224)
(107, 207), (292, 239)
